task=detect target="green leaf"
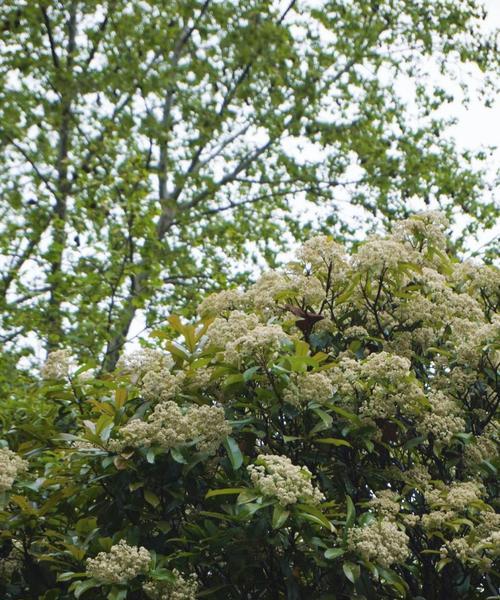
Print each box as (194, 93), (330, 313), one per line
(296, 504), (333, 531)
(144, 489), (160, 508)
(328, 405), (362, 425)
(378, 566), (408, 593)
(403, 436), (425, 450)
(313, 437), (351, 448)
(150, 569), (176, 583)
(272, 504), (290, 529)
(224, 373), (244, 387)
(205, 488), (247, 499)
(310, 406), (333, 429)
(342, 561), (360, 583)
(107, 588), (127, 600)
(170, 447), (187, 464)
(345, 495), (356, 529)
(237, 489), (261, 505)
(223, 436), (243, 470)
(324, 548), (345, 560)
(129, 481), (144, 492)
(71, 579), (99, 599)
(57, 572), (84, 582)
(436, 557), (451, 573)
(243, 366), (260, 381)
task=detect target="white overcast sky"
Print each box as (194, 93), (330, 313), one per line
(441, 0), (499, 252)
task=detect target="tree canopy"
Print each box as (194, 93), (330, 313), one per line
(0, 0), (498, 384)
(1, 213), (499, 599)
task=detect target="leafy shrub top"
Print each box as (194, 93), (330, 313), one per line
(1, 212), (499, 599)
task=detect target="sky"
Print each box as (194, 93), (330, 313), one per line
(438, 0), (499, 253)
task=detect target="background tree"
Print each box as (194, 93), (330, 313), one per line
(0, 213), (498, 599)
(0, 0), (498, 381)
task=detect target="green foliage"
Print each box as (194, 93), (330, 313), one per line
(0, 214), (498, 598)
(0, 0), (498, 386)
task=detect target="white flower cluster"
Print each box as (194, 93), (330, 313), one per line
(117, 348), (174, 375)
(198, 289), (244, 317)
(420, 480), (486, 532)
(464, 421), (499, 469)
(283, 371), (333, 407)
(0, 448), (28, 493)
(111, 401), (230, 454)
(245, 270), (324, 315)
(117, 349), (182, 402)
(393, 211), (449, 252)
(453, 261), (500, 308)
(419, 479), (484, 513)
(140, 370), (185, 403)
(417, 391), (465, 445)
(354, 238), (419, 273)
(41, 349), (74, 380)
(143, 569), (198, 600)
(224, 324), (289, 365)
(368, 490), (401, 517)
(449, 316), (500, 367)
(205, 311), (260, 349)
(296, 235), (348, 277)
(420, 510), (455, 531)
(85, 540), (151, 584)
(348, 519), (410, 568)
(445, 481), (485, 511)
(329, 351), (424, 420)
(439, 511), (500, 572)
(247, 454), (325, 506)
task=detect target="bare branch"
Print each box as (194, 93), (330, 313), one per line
(40, 5), (60, 69)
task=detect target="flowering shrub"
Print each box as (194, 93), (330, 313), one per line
(0, 212), (498, 599)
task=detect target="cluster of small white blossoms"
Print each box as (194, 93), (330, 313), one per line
(443, 481), (485, 511)
(117, 348), (174, 377)
(204, 311), (259, 349)
(224, 323), (289, 365)
(283, 371), (333, 407)
(85, 540), (151, 584)
(439, 511), (500, 571)
(448, 316), (500, 367)
(420, 480), (486, 532)
(247, 454), (325, 506)
(393, 267), (483, 334)
(329, 351), (424, 420)
(117, 349), (183, 403)
(245, 270), (325, 315)
(453, 261), (500, 307)
(417, 391), (465, 445)
(110, 401), (230, 454)
(353, 238), (420, 273)
(143, 570), (198, 600)
(204, 311), (289, 365)
(393, 210), (449, 252)
(464, 421), (499, 469)
(198, 288), (244, 317)
(184, 364), (217, 393)
(41, 349), (74, 380)
(348, 519), (410, 568)
(0, 448), (28, 493)
(296, 235), (349, 277)
(367, 489), (401, 517)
